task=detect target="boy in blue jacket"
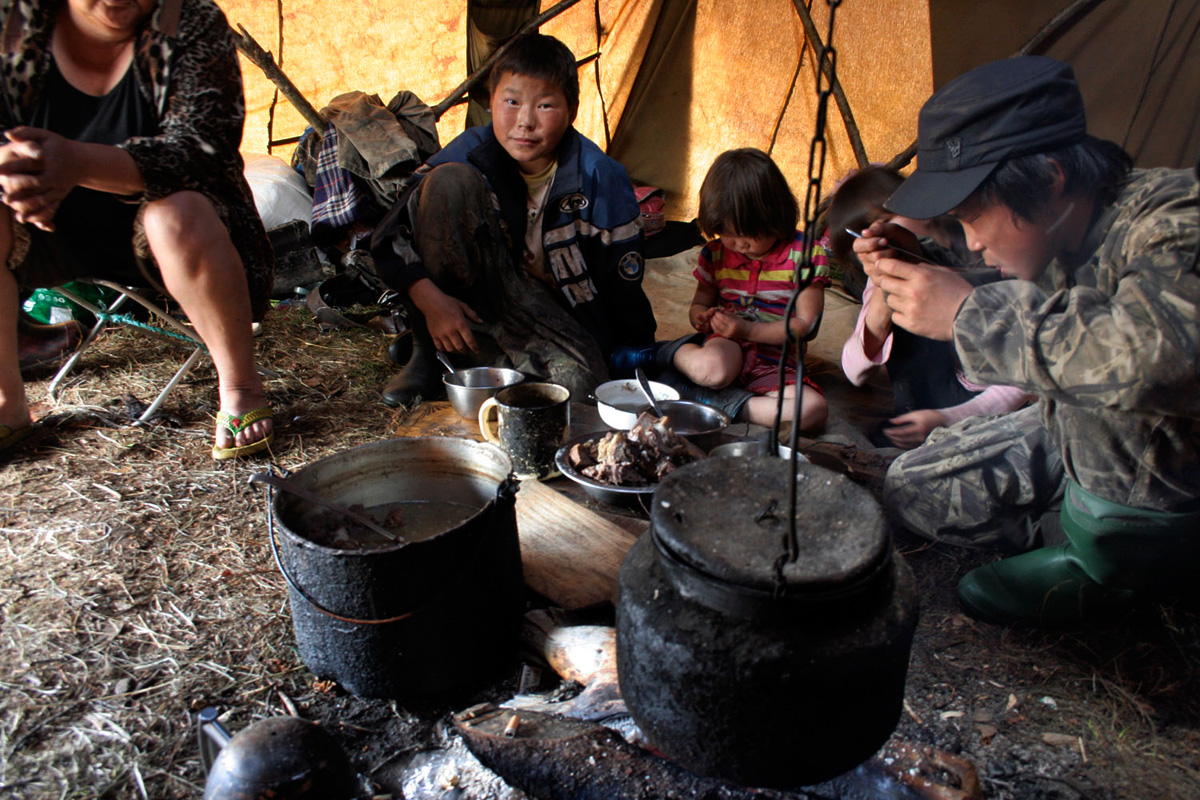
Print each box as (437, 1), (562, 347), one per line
(371, 33), (656, 407)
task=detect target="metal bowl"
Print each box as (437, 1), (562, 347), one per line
(443, 367), (525, 419)
(554, 434), (658, 509)
(654, 400), (730, 451)
(594, 379), (680, 429)
(708, 439), (764, 459)
(709, 437), (811, 463)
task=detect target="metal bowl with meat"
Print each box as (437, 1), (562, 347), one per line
(555, 412), (705, 507)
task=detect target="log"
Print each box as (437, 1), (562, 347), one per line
(432, 0), (585, 120)
(790, 0), (869, 169)
(514, 479), (640, 609)
(232, 24), (325, 135)
(886, 0), (1111, 170)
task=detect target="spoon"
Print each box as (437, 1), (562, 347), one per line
(435, 350), (456, 373)
(248, 472), (405, 544)
(635, 367), (664, 417)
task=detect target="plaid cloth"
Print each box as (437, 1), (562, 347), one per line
(311, 123), (376, 241)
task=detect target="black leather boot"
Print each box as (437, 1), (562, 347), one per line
(381, 314), (444, 408)
(18, 313), (83, 375)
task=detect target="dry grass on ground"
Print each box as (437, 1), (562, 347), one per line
(2, 302), (1200, 799)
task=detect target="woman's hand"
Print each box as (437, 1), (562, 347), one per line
(0, 128), (81, 231)
(883, 408), (947, 449)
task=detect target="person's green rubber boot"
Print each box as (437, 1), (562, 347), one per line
(956, 544), (1135, 627)
(956, 480), (1200, 628)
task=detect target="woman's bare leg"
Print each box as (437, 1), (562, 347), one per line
(142, 192), (271, 449)
(0, 209), (32, 433)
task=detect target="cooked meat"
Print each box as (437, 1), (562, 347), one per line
(568, 413), (701, 487)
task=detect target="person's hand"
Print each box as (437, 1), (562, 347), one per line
(708, 310), (750, 340)
(0, 127), (80, 231)
(883, 408), (947, 449)
(408, 279), (483, 354)
(873, 259), (972, 341)
(853, 220), (924, 283)
(689, 304), (717, 333)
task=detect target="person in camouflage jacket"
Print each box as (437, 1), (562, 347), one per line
(856, 56), (1200, 628)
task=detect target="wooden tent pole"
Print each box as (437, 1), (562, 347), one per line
(885, 0), (1110, 171)
(791, 0), (869, 169)
(232, 24), (326, 135)
(431, 0), (584, 121)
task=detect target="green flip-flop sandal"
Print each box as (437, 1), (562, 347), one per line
(212, 407), (275, 461)
(0, 423), (35, 456)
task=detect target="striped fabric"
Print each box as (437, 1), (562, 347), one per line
(693, 230), (830, 326)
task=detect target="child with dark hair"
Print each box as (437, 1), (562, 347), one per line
(371, 33), (656, 407)
(666, 148), (829, 430)
(831, 166), (1031, 449)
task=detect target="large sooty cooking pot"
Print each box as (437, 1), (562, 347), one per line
(617, 455), (919, 788)
(268, 437), (524, 699)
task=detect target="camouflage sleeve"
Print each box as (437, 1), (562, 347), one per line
(952, 171), (1200, 418)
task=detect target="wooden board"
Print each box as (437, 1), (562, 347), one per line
(514, 478), (641, 609)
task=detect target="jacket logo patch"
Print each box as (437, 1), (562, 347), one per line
(618, 251), (644, 280)
(559, 194), (589, 213)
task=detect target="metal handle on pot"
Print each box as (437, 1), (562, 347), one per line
(250, 469), (515, 627)
(251, 472), (417, 626)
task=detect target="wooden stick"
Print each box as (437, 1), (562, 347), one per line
(431, 0), (584, 120)
(790, 0), (870, 169)
(886, 0), (1111, 171)
(232, 24), (326, 135)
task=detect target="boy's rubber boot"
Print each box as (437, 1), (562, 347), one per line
(956, 481), (1200, 628)
(955, 545), (1135, 628)
(607, 333), (704, 379)
(381, 312), (445, 408)
(606, 342), (665, 379)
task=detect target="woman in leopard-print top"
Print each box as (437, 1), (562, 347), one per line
(0, 0), (276, 460)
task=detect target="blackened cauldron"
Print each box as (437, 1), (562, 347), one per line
(617, 456), (919, 788)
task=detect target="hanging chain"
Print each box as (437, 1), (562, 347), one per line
(773, 0), (842, 589)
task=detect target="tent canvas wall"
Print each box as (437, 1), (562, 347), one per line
(217, 0), (1200, 223)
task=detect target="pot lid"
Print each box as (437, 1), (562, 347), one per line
(650, 456), (888, 595)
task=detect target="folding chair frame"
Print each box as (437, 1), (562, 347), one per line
(47, 279), (209, 425)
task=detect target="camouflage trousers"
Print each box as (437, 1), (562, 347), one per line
(411, 163), (608, 400)
(883, 404), (1067, 551)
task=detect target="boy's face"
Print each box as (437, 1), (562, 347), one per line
(490, 70), (574, 175)
(949, 196), (1059, 282)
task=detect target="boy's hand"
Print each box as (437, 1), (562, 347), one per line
(409, 278), (483, 354)
(874, 259), (972, 341)
(853, 220), (925, 282)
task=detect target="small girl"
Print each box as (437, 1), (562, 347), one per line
(671, 148), (830, 430)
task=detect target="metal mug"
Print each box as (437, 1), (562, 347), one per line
(478, 381), (570, 480)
